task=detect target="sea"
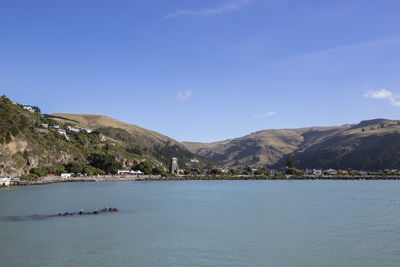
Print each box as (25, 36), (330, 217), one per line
(1, 180), (400, 266)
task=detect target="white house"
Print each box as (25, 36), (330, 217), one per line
(41, 123), (48, 128)
(67, 126), (81, 133)
(23, 106), (35, 113)
(60, 173), (72, 178)
(57, 129), (70, 141)
(0, 177), (11, 187)
(313, 169), (323, 176)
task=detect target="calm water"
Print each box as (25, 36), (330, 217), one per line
(1, 181), (400, 266)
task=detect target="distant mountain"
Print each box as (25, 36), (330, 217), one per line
(183, 119), (400, 170)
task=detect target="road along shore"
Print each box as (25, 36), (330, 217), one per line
(7, 174), (400, 187)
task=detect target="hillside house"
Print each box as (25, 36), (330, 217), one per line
(23, 106), (35, 112)
(67, 126), (80, 133)
(60, 173), (72, 178)
(56, 129), (70, 141)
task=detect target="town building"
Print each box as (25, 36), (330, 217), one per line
(313, 169), (323, 176)
(0, 177), (11, 187)
(170, 157), (179, 174)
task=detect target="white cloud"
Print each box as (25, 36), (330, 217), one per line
(364, 89), (400, 107)
(254, 111), (277, 118)
(176, 90), (192, 101)
(163, 0), (250, 20)
(364, 88), (393, 99)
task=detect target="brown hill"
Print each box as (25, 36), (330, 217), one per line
(183, 119), (400, 170)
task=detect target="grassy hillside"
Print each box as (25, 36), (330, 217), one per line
(183, 120), (400, 170)
(287, 119), (400, 170)
(0, 96), (198, 177)
(49, 113), (198, 167)
(183, 126), (350, 168)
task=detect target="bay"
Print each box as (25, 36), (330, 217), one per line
(1, 180), (400, 266)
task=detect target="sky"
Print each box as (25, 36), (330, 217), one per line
(1, 0), (400, 142)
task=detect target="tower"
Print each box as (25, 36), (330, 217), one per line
(170, 157), (179, 174)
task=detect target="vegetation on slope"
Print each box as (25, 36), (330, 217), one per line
(0, 96), (198, 178)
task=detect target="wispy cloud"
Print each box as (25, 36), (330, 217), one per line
(364, 89), (400, 107)
(163, 0), (250, 20)
(176, 90), (192, 101)
(344, 3), (361, 14)
(254, 111), (277, 118)
(287, 37), (400, 62)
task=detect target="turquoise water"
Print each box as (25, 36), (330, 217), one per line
(1, 181), (400, 266)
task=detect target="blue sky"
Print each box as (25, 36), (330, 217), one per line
(1, 0), (400, 142)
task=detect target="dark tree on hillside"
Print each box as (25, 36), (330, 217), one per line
(88, 153), (122, 174)
(286, 155), (294, 169)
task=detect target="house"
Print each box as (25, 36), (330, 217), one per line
(23, 106), (35, 113)
(190, 158), (200, 163)
(60, 173), (72, 178)
(50, 125), (60, 130)
(41, 123), (48, 128)
(0, 177), (11, 187)
(67, 126), (81, 133)
(57, 129), (70, 141)
(313, 169), (323, 176)
(117, 170), (131, 175)
(23, 105), (40, 113)
(100, 136), (106, 142)
(221, 167), (229, 174)
(83, 128), (92, 133)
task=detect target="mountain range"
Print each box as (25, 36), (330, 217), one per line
(1, 95), (399, 177)
(183, 119), (400, 171)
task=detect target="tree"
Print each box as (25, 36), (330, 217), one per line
(211, 168), (223, 175)
(135, 160), (154, 175)
(65, 160), (86, 174)
(5, 132), (12, 144)
(88, 153), (122, 174)
(242, 166), (252, 175)
(286, 155), (294, 169)
(228, 169), (237, 175)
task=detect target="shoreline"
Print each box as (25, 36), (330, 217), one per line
(6, 174), (400, 187)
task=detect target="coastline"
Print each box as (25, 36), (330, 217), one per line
(7, 174), (400, 187)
